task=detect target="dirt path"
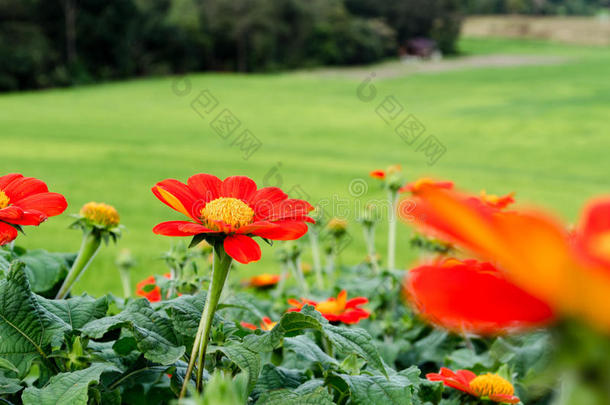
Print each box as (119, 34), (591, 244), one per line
(300, 54), (569, 79)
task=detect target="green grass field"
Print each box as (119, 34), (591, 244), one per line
(1, 38), (609, 296)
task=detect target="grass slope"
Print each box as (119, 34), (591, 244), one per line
(1, 38), (609, 296)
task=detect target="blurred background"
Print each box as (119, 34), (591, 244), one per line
(1, 0), (609, 295)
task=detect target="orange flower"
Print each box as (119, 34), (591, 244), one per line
(399, 178), (454, 194)
(369, 170), (386, 180)
(401, 183), (610, 332)
(135, 273), (171, 302)
(152, 174), (314, 264)
(0, 173), (67, 245)
(476, 190), (515, 210)
(244, 273), (280, 288)
(287, 290), (369, 324)
(427, 368), (520, 404)
(406, 258), (555, 335)
(241, 317), (276, 331)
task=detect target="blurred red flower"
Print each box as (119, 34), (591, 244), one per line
(243, 273), (281, 288)
(427, 368), (520, 404)
(406, 258), (555, 335)
(0, 173), (67, 245)
(152, 174), (313, 264)
(136, 273), (171, 302)
(288, 290), (370, 324)
(241, 317), (276, 331)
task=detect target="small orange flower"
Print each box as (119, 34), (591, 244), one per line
(135, 273), (171, 302)
(400, 178), (454, 194)
(287, 290), (369, 324)
(244, 273), (280, 288)
(241, 317), (276, 331)
(427, 368), (520, 404)
(80, 202), (120, 227)
(477, 190), (515, 210)
(369, 170), (386, 180)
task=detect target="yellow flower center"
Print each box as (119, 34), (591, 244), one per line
(200, 197), (254, 229)
(469, 373), (514, 398)
(0, 190), (9, 209)
(316, 291), (347, 315)
(80, 202), (120, 227)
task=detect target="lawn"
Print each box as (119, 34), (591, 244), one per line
(1, 37), (609, 297)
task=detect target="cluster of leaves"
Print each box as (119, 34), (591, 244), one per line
(0, 245), (553, 404)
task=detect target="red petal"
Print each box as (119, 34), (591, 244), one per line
(221, 176), (257, 200)
(0, 174), (23, 189)
(263, 199), (314, 222)
(224, 234), (261, 264)
(345, 297), (368, 308)
(248, 187), (288, 218)
(153, 221), (214, 236)
(13, 192), (67, 217)
(576, 197), (610, 267)
(7, 210), (47, 226)
(0, 206), (24, 221)
(3, 176), (48, 202)
(406, 259), (555, 335)
(152, 179), (198, 219)
(187, 174), (222, 202)
(245, 220), (308, 240)
(0, 222), (18, 245)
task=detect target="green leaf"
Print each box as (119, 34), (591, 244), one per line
(0, 374), (23, 395)
(337, 373), (417, 405)
(163, 291), (209, 336)
(0, 358), (19, 374)
(446, 348), (495, 372)
(322, 324), (387, 377)
(0, 262), (68, 376)
(22, 363), (116, 405)
(256, 386), (334, 405)
(284, 335), (339, 367)
(253, 364), (306, 394)
(211, 344), (261, 393)
(37, 294), (108, 330)
(243, 307), (324, 353)
(81, 299), (184, 365)
(21, 250), (72, 294)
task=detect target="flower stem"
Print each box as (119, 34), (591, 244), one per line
(309, 231), (324, 289)
(363, 226), (379, 274)
(119, 267), (131, 298)
(55, 232), (102, 299)
(387, 190), (398, 270)
(179, 243), (232, 398)
(290, 257), (309, 294)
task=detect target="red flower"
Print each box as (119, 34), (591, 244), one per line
(243, 273), (281, 288)
(369, 170), (386, 180)
(136, 273), (171, 302)
(241, 317), (276, 331)
(0, 174), (67, 245)
(406, 258), (555, 335)
(427, 368), (520, 404)
(287, 290), (370, 324)
(474, 190), (515, 210)
(152, 174), (314, 264)
(575, 197), (610, 269)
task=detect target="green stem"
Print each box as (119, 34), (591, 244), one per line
(179, 243), (232, 398)
(363, 226), (380, 274)
(387, 190), (398, 270)
(119, 267), (131, 298)
(55, 232), (102, 299)
(290, 257), (308, 294)
(309, 231), (324, 289)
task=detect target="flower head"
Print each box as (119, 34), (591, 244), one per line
(0, 173), (67, 245)
(80, 202), (120, 227)
(136, 273), (171, 302)
(401, 182), (610, 332)
(288, 290), (370, 324)
(244, 273), (281, 289)
(152, 174), (314, 264)
(241, 317), (276, 331)
(326, 217), (348, 237)
(405, 258), (555, 335)
(427, 368), (520, 404)
(370, 165), (404, 191)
